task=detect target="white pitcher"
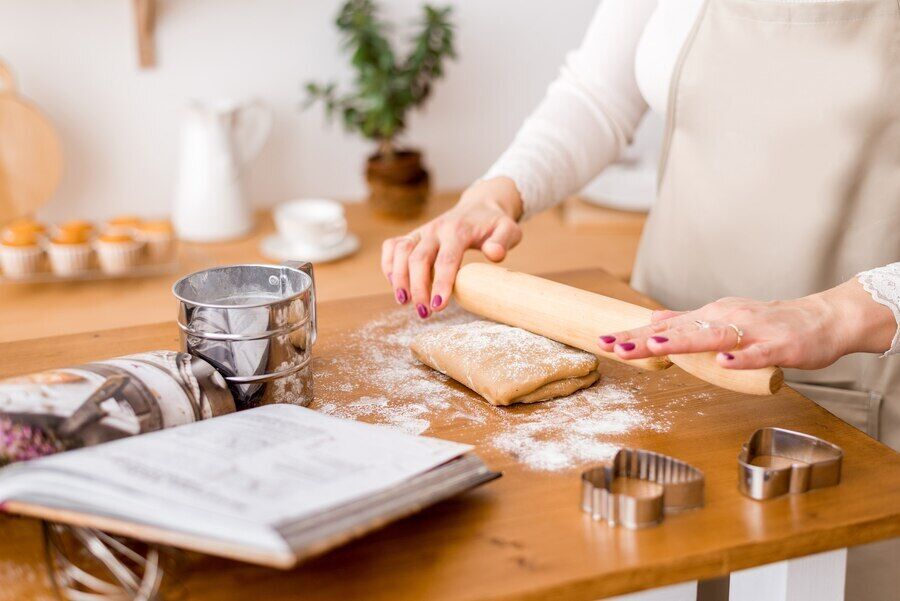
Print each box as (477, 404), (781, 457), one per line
(173, 99), (273, 242)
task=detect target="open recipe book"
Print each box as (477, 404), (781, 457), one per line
(0, 404), (499, 568)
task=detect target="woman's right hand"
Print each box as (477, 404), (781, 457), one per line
(381, 176), (524, 318)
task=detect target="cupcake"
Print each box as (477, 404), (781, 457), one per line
(57, 220), (95, 240)
(47, 229), (93, 276)
(104, 215), (142, 237)
(135, 220), (175, 262)
(0, 229), (44, 278)
(94, 233), (144, 274)
(2, 218), (46, 243)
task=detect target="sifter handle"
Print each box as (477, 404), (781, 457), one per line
(283, 261), (316, 346)
(453, 263), (782, 396)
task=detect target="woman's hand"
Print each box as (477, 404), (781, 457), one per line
(597, 279), (896, 370)
(381, 177), (524, 318)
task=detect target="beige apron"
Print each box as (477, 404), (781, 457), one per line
(631, 0), (900, 449)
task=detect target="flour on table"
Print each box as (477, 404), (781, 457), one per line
(316, 305), (486, 435)
(320, 396), (431, 436)
(316, 306), (669, 472)
(491, 382), (666, 471)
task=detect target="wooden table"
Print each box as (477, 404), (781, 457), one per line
(0, 193), (645, 343)
(1, 268), (898, 601)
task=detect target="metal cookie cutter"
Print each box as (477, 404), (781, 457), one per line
(738, 427), (843, 500)
(581, 448), (705, 529)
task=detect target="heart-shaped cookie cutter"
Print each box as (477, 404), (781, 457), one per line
(581, 448), (705, 529)
(738, 427), (843, 500)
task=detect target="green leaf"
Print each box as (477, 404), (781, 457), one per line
(302, 0), (456, 144)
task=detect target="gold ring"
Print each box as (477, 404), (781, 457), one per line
(728, 323), (744, 350)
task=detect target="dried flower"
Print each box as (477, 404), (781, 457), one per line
(0, 417), (66, 466)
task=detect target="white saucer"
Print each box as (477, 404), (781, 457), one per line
(260, 233), (360, 264)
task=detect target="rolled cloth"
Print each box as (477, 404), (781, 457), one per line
(410, 320), (600, 406)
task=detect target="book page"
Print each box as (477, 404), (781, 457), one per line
(0, 405), (472, 529)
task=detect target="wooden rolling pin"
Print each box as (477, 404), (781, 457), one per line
(453, 264), (783, 396)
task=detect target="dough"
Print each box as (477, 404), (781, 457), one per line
(410, 320), (600, 406)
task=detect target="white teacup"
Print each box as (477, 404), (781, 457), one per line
(273, 199), (347, 249)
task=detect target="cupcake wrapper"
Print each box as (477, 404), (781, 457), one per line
(95, 241), (144, 274)
(137, 232), (175, 262)
(48, 244), (93, 275)
(0, 246), (44, 278)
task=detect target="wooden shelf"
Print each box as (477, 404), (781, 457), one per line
(133, 0), (156, 68)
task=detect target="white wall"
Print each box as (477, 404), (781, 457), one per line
(0, 0), (601, 221)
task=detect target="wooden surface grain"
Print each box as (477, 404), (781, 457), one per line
(0, 192), (645, 343)
(1, 268), (898, 601)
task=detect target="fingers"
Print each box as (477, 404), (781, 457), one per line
(390, 235), (418, 306)
(599, 311), (700, 352)
(597, 320), (673, 353)
(408, 237), (439, 318)
(383, 210), (520, 316)
(651, 309), (684, 323)
(430, 238), (466, 312)
(480, 218), (521, 262)
(642, 323), (741, 357)
(717, 343), (778, 369)
(380, 238), (397, 284)
(600, 320), (740, 362)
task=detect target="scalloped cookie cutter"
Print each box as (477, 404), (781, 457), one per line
(738, 427), (843, 501)
(581, 448), (705, 529)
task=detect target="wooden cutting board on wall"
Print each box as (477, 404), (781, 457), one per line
(0, 59), (63, 224)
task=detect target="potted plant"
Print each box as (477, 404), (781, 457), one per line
(305, 0), (456, 219)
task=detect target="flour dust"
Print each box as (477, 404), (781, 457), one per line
(316, 305), (484, 431)
(490, 383), (666, 471)
(315, 306), (670, 471)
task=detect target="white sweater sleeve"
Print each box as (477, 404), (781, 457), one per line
(858, 263), (900, 357)
(484, 0), (657, 219)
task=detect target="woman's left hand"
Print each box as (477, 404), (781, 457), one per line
(597, 279), (895, 370)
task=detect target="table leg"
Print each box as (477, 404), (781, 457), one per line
(605, 581), (698, 600)
(728, 548), (847, 601)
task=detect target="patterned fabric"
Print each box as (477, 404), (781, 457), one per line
(859, 263), (900, 357)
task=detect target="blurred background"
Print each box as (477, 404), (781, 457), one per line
(0, 0), (656, 341)
(0, 0), (617, 221)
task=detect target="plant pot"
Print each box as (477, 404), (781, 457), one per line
(365, 150), (430, 219)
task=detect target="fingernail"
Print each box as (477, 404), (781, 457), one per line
(396, 288), (408, 304)
(617, 342), (636, 351)
(416, 303), (429, 319)
(431, 295), (442, 308)
(650, 336), (669, 343)
(721, 352), (735, 361)
(600, 335), (616, 344)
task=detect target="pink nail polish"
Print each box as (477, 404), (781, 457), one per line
(618, 342), (636, 351)
(650, 336), (669, 343)
(600, 335), (616, 344)
(416, 303), (429, 319)
(431, 295), (442, 308)
(396, 288), (408, 304)
(722, 352), (735, 360)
